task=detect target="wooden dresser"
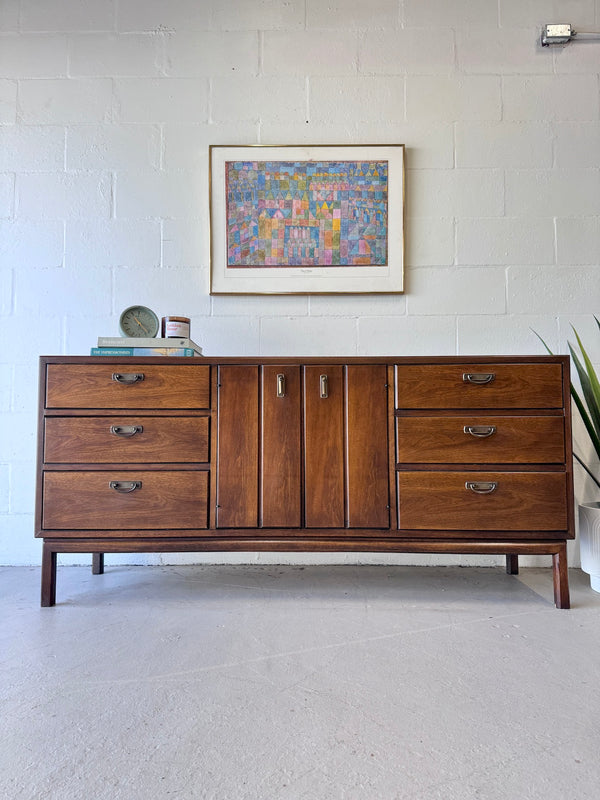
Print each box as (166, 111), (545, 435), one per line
(36, 355), (574, 607)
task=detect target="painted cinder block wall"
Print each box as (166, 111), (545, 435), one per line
(1, 0), (599, 567)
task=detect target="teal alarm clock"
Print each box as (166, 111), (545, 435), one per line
(119, 305), (160, 338)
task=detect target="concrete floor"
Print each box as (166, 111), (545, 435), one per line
(2, 564), (600, 800)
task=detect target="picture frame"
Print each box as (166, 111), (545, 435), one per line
(209, 144), (405, 295)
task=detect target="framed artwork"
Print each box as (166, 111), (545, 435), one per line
(209, 144), (405, 295)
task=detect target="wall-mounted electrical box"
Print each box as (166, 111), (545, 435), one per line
(541, 24), (575, 45)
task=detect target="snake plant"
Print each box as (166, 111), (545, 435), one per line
(536, 317), (600, 491)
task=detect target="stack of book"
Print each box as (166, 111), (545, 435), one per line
(91, 337), (203, 357)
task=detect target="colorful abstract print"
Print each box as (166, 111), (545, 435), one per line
(226, 160), (388, 268)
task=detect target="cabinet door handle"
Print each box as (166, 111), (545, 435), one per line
(465, 481), (498, 494)
(276, 373), (286, 398)
(464, 425), (496, 438)
(463, 372), (495, 385)
(109, 480), (142, 493)
(319, 374), (329, 398)
(112, 373), (145, 385)
(110, 424), (143, 437)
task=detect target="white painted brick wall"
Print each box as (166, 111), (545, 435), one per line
(66, 124), (161, 170)
(502, 75), (599, 121)
(68, 33), (163, 77)
(554, 122), (600, 167)
(116, 0), (210, 33)
(306, 0), (399, 30)
(19, 78), (113, 124)
(1, 0), (599, 568)
(406, 217), (455, 267)
(20, 0), (115, 32)
(0, 173), (13, 218)
(17, 172), (112, 219)
(455, 122), (554, 168)
(211, 76), (306, 123)
(0, 79), (17, 122)
(165, 31), (260, 77)
(214, 0), (305, 31)
(407, 267), (507, 316)
(407, 168), (504, 218)
(65, 220), (162, 268)
(0, 126), (66, 171)
(310, 77), (405, 124)
(114, 78), (209, 123)
(505, 169), (600, 217)
(114, 168), (204, 219)
(358, 316), (456, 356)
(0, 220), (65, 269)
(0, 33), (68, 77)
(500, 0), (597, 28)
(457, 218), (555, 265)
(456, 28), (552, 75)
(359, 29), (455, 74)
(0, 1), (19, 29)
(406, 76), (502, 122)
(557, 218), (600, 264)
(264, 31), (358, 76)
(0, 268), (12, 315)
(404, 0), (499, 27)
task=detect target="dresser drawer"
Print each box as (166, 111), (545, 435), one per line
(44, 416), (209, 464)
(396, 416), (565, 464)
(42, 471), (209, 531)
(398, 471), (567, 531)
(396, 364), (563, 409)
(45, 364), (210, 409)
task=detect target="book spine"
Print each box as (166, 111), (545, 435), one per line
(96, 337), (202, 354)
(91, 347), (196, 356)
(97, 337), (199, 348)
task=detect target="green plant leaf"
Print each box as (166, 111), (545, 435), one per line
(531, 329), (554, 356)
(574, 452), (600, 491)
(532, 323), (600, 484)
(570, 329), (600, 438)
(569, 373), (600, 465)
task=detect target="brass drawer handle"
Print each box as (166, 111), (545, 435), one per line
(464, 425), (497, 438)
(465, 481), (498, 494)
(109, 480), (142, 493)
(112, 373), (145, 385)
(277, 373), (286, 398)
(320, 374), (329, 399)
(110, 425), (143, 437)
(463, 373), (495, 385)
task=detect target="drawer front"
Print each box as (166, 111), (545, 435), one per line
(45, 364), (210, 409)
(396, 364), (563, 409)
(44, 416), (209, 464)
(398, 472), (567, 531)
(396, 416), (565, 464)
(42, 471), (209, 531)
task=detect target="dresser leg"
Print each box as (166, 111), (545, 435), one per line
(92, 553), (104, 575)
(41, 544), (57, 607)
(506, 554), (519, 575)
(552, 545), (570, 609)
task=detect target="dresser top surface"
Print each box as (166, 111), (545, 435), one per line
(39, 354), (570, 366)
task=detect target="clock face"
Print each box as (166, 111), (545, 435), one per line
(119, 305), (160, 338)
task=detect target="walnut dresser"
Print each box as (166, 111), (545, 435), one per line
(36, 355), (575, 607)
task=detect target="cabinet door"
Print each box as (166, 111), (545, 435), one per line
(216, 365), (259, 528)
(261, 366), (302, 527)
(304, 366), (345, 528)
(346, 365), (390, 528)
(216, 362), (391, 531)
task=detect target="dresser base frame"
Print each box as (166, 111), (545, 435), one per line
(41, 538), (570, 609)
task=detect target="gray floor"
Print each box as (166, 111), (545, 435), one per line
(2, 564), (600, 800)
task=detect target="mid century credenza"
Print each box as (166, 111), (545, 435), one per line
(35, 355), (575, 607)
